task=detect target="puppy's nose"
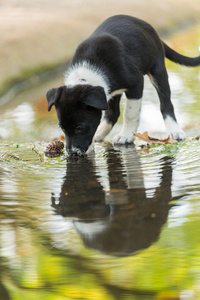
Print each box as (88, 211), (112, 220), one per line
(69, 151), (79, 158)
(68, 150), (84, 158)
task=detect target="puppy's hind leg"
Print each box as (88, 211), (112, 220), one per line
(149, 63), (186, 141)
(94, 95), (121, 142)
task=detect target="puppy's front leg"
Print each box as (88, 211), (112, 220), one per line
(95, 95), (121, 142)
(113, 98), (142, 144)
(94, 119), (112, 142)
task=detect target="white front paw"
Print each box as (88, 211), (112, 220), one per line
(170, 130), (186, 141)
(94, 121), (112, 142)
(94, 133), (104, 142)
(113, 130), (134, 145)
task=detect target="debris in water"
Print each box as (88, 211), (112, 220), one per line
(45, 140), (64, 157)
(134, 131), (178, 145)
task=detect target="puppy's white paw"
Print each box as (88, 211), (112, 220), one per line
(94, 121), (112, 142)
(113, 130), (134, 144)
(165, 116), (186, 141)
(94, 133), (104, 142)
(170, 130), (186, 141)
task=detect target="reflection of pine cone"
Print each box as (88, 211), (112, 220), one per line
(46, 141), (64, 153)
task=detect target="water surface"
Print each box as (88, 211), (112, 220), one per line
(0, 25), (200, 300)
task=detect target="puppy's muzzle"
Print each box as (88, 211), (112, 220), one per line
(68, 147), (85, 158)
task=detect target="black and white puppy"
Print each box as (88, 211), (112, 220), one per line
(46, 15), (200, 156)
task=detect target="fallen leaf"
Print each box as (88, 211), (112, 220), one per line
(133, 132), (177, 145)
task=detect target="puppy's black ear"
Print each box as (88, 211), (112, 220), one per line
(46, 87), (63, 111)
(83, 86), (108, 110)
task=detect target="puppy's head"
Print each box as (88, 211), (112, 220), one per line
(46, 85), (108, 157)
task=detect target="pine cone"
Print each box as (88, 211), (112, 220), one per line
(45, 140), (64, 157)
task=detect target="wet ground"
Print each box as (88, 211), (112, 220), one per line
(0, 26), (200, 299)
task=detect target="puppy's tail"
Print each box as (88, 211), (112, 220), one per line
(163, 42), (200, 67)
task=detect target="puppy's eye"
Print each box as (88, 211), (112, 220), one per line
(75, 125), (86, 133)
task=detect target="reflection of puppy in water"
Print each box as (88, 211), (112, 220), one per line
(52, 145), (174, 256)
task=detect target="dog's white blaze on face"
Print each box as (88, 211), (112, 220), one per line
(113, 98), (142, 144)
(65, 60), (109, 97)
(164, 115), (186, 140)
